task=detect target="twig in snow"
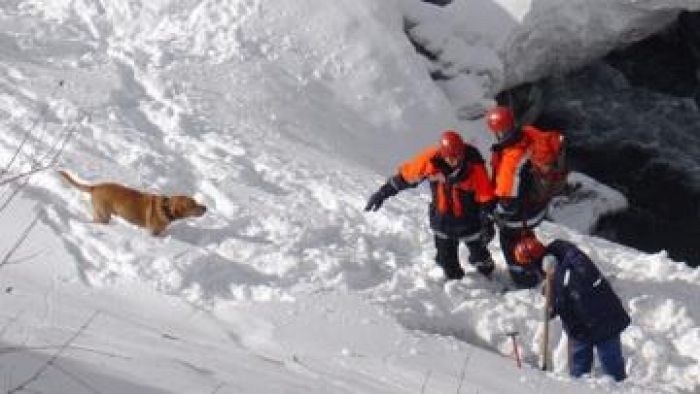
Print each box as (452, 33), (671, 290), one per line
(0, 80), (65, 178)
(37, 119), (80, 168)
(1, 250), (44, 267)
(211, 382), (226, 394)
(0, 215), (39, 269)
(0, 344), (131, 361)
(0, 121), (79, 215)
(0, 164), (54, 188)
(1, 117), (43, 180)
(456, 350), (473, 394)
(0, 122), (79, 189)
(420, 369), (432, 394)
(0, 177), (29, 212)
(0, 80), (76, 223)
(51, 363), (103, 394)
(0, 312), (23, 340)
(8, 310), (100, 394)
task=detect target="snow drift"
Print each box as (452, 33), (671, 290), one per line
(403, 0), (700, 118)
(0, 0), (698, 393)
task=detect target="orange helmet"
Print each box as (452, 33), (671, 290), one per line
(485, 106), (515, 132)
(513, 232), (546, 266)
(438, 130), (465, 160)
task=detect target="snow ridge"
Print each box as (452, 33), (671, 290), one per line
(0, 1), (698, 393)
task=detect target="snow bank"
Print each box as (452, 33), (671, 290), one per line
(0, 0), (698, 393)
(402, 0), (700, 117)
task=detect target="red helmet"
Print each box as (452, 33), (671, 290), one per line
(438, 130), (465, 160)
(485, 106), (515, 132)
(513, 232), (546, 266)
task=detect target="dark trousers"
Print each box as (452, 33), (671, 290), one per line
(569, 334), (626, 381)
(434, 236), (491, 279)
(499, 227), (541, 288)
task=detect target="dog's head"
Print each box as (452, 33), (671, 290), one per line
(167, 196), (207, 219)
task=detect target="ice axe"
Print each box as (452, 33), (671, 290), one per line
(505, 331), (522, 369)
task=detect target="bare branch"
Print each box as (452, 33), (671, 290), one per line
(0, 164), (54, 188)
(211, 382), (226, 394)
(8, 310), (100, 394)
(0, 177), (30, 212)
(1, 250), (44, 266)
(0, 120), (79, 215)
(0, 215), (39, 269)
(0, 80), (65, 178)
(37, 119), (80, 168)
(0, 345), (130, 361)
(456, 351), (473, 394)
(1, 128), (33, 178)
(51, 363), (103, 394)
(420, 369), (432, 394)
(0, 80), (77, 215)
(0, 123), (78, 188)
(0, 312), (24, 340)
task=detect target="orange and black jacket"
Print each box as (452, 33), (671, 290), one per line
(490, 126), (556, 228)
(391, 145), (494, 239)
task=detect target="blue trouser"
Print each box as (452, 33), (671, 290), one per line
(569, 334), (626, 381)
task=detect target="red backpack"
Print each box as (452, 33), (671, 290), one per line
(521, 125), (568, 202)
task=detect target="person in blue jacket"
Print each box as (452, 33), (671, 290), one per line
(512, 232), (631, 381)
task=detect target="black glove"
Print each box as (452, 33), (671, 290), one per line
(478, 201), (496, 246)
(364, 181), (398, 212)
(446, 162), (468, 185)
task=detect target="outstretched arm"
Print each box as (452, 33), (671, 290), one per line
(366, 147), (438, 212)
(364, 174), (413, 212)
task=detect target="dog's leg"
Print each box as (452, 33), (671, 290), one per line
(92, 205), (111, 224)
(151, 225), (166, 237)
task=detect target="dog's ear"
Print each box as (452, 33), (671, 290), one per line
(167, 196), (187, 218)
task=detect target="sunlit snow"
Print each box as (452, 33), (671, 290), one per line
(0, 1), (698, 393)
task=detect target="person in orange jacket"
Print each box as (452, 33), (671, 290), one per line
(365, 130), (496, 280)
(485, 106), (567, 288)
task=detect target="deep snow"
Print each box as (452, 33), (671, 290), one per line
(0, 0), (698, 393)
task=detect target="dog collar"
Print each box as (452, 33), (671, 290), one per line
(161, 197), (176, 221)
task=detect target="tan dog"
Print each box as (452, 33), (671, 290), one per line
(59, 170), (207, 236)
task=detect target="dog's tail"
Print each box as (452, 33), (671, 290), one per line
(58, 170), (94, 193)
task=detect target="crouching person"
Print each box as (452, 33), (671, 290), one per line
(513, 232), (630, 381)
(365, 130), (496, 280)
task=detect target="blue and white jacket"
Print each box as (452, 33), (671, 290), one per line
(545, 239), (631, 343)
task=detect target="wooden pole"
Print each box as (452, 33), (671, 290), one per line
(540, 266), (554, 371)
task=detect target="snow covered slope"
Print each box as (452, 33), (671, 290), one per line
(403, 0), (700, 117)
(0, 0), (698, 393)
(0, 198), (603, 394)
